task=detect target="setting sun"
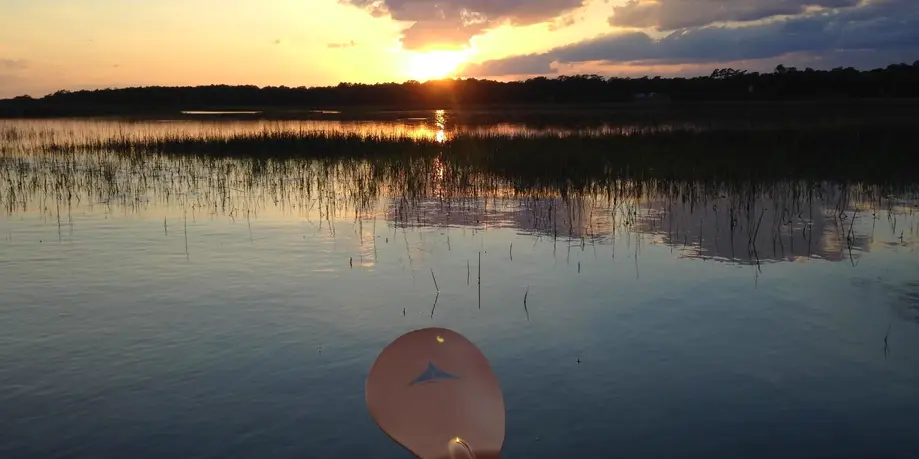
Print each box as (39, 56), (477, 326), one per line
(407, 51), (470, 81)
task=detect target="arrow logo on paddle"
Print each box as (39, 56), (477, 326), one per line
(409, 362), (459, 385)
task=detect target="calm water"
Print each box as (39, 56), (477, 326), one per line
(2, 118), (919, 459)
(0, 112), (677, 148)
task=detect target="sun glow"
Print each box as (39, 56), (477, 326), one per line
(407, 51), (469, 81)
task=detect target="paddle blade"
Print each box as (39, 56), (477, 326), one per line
(366, 327), (505, 459)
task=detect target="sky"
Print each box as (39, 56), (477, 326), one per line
(1, 0), (917, 98)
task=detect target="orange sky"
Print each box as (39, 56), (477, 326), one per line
(1, 0), (915, 98)
(0, 0), (620, 97)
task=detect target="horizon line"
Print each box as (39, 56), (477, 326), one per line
(5, 59), (918, 101)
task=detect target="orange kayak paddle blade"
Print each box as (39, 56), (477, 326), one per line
(366, 327), (506, 459)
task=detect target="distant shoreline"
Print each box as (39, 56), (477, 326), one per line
(2, 61), (917, 119)
(3, 98), (919, 121)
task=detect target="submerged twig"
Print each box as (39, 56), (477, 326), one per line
(524, 285), (529, 322)
(430, 292), (440, 319)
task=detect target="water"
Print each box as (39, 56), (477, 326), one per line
(1, 118), (919, 458)
(0, 111), (680, 148)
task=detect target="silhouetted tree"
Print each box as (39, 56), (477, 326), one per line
(1, 59), (918, 116)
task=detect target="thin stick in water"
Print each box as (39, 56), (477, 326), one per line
(847, 208), (859, 248)
(524, 285), (529, 322)
(431, 268), (439, 292)
(430, 292), (440, 319)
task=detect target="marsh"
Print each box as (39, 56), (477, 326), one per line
(1, 112), (918, 459)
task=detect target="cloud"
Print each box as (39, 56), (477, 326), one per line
(327, 40), (359, 49)
(461, 0), (919, 76)
(548, 14), (580, 31)
(462, 53), (559, 77)
(609, 0), (861, 31)
(0, 59), (28, 71)
(341, 0), (588, 50)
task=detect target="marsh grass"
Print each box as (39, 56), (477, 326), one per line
(2, 121), (915, 185)
(2, 121), (918, 266)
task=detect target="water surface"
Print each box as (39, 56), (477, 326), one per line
(1, 118), (918, 459)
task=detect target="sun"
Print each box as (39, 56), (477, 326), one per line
(407, 51), (469, 81)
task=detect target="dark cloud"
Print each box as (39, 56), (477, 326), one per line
(609, 0), (861, 31)
(462, 53), (558, 77)
(461, 0), (919, 76)
(327, 40), (359, 49)
(341, 0), (587, 50)
(0, 59), (28, 71)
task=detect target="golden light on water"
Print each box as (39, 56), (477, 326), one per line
(434, 109), (448, 143)
(434, 158), (446, 181)
(432, 157), (449, 199)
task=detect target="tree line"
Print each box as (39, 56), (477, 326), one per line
(2, 60), (918, 116)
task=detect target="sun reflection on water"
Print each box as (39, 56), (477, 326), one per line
(434, 110), (447, 143)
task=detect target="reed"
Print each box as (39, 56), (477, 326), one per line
(3, 136), (918, 270)
(6, 122), (914, 185)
